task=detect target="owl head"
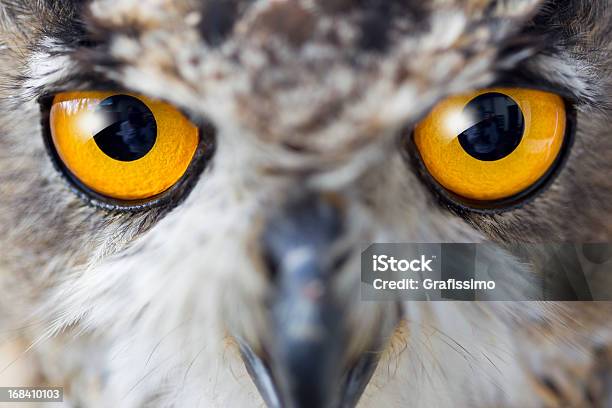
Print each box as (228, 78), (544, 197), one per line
(0, 0), (611, 407)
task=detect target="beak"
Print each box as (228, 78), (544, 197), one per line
(239, 338), (379, 408)
(240, 194), (380, 408)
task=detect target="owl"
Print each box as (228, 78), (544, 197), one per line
(1, 0), (612, 407)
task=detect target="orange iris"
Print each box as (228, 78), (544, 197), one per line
(49, 91), (199, 201)
(414, 88), (566, 201)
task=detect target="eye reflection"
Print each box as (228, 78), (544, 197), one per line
(93, 95), (157, 162)
(458, 92), (525, 161)
(443, 110), (478, 141)
(76, 110), (112, 139)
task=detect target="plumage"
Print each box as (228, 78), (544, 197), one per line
(0, 0), (611, 406)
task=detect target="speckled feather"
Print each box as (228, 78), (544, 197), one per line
(1, 0), (612, 407)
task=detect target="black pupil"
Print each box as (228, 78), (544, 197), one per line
(93, 95), (157, 162)
(458, 92), (524, 161)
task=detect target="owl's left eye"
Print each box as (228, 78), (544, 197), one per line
(47, 91), (202, 202)
(412, 87), (568, 207)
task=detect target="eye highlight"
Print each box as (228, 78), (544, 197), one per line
(49, 91), (200, 201)
(413, 88), (567, 203)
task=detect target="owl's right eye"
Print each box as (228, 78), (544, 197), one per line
(48, 91), (202, 202)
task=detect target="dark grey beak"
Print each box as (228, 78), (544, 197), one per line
(240, 194), (379, 408)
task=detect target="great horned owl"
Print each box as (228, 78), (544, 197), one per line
(1, 0), (612, 407)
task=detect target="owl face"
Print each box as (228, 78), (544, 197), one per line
(1, 0), (611, 407)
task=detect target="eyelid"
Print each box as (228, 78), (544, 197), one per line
(486, 78), (580, 103)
